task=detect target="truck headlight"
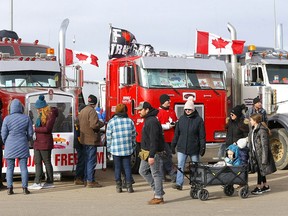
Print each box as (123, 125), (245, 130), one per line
(214, 132), (226, 139)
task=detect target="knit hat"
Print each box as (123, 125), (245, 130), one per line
(35, 95), (48, 109)
(253, 96), (261, 105)
(184, 96), (195, 110)
(88, 94), (97, 105)
(159, 94), (170, 105)
(135, 101), (152, 110)
(115, 103), (127, 114)
(231, 105), (243, 118)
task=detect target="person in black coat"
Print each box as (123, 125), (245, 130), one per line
(171, 96), (206, 190)
(219, 104), (249, 158)
(249, 113), (276, 195)
(136, 101), (165, 205)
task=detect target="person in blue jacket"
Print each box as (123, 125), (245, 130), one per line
(1, 99), (34, 195)
(225, 143), (241, 166)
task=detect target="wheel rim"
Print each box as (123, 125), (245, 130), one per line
(270, 138), (284, 163)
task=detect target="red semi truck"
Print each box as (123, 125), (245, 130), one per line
(105, 54), (228, 173)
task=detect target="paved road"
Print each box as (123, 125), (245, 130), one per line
(1, 167), (288, 216)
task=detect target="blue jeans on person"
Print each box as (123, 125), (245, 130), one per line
(113, 155), (132, 183)
(139, 154), (164, 199)
(75, 144), (85, 180)
(176, 152), (199, 186)
(83, 145), (97, 182)
(6, 158), (28, 188)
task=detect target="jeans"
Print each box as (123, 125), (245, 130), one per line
(0, 148), (3, 182)
(113, 155), (132, 183)
(34, 150), (54, 184)
(176, 152), (199, 186)
(75, 145), (85, 180)
(139, 154), (164, 198)
(6, 158), (28, 188)
(83, 145), (97, 182)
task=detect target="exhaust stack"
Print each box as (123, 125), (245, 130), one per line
(58, 18), (70, 89)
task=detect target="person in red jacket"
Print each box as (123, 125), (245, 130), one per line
(157, 94), (178, 182)
(28, 95), (58, 190)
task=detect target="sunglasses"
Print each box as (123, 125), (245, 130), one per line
(230, 113), (235, 116)
(185, 109), (192, 111)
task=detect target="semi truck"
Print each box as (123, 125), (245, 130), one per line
(105, 54), (228, 173)
(0, 20), (106, 178)
(224, 23), (288, 170)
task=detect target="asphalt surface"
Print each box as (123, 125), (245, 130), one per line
(1, 167), (288, 216)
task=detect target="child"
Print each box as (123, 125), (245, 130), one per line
(225, 144), (241, 166)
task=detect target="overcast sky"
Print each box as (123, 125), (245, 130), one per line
(1, 0), (287, 82)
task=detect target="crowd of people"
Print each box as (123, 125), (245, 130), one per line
(0, 94), (277, 204)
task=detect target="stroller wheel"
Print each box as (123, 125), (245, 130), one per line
(190, 188), (198, 199)
(197, 189), (209, 201)
(223, 185), (234, 196)
(238, 185), (249, 199)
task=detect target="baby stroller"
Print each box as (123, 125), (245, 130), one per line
(179, 162), (249, 201)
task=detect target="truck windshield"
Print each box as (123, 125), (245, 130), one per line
(0, 71), (60, 88)
(266, 65), (288, 84)
(139, 68), (225, 89)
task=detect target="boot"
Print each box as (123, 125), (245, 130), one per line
(7, 187), (14, 195)
(126, 183), (134, 193)
(116, 181), (122, 193)
(23, 187), (31, 195)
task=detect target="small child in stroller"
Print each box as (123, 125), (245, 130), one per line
(225, 138), (249, 166)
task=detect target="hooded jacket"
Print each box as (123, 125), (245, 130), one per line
(2, 99), (33, 158)
(34, 107), (58, 150)
(172, 110), (206, 156)
(140, 108), (165, 158)
(225, 144), (241, 166)
(248, 123), (277, 176)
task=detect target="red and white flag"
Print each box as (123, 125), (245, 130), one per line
(195, 31), (245, 55)
(65, 48), (99, 67)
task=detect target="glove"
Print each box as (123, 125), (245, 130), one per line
(199, 148), (205, 157)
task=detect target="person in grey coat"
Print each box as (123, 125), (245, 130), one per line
(248, 113), (276, 195)
(1, 99), (34, 195)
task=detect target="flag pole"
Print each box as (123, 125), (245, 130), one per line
(108, 23), (112, 59)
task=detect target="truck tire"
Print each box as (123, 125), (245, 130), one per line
(270, 128), (288, 170)
(131, 143), (141, 174)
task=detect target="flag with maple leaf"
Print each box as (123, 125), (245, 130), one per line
(195, 31), (245, 55)
(109, 26), (137, 59)
(65, 49), (99, 67)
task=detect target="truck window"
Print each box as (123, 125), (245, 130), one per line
(0, 71), (60, 87)
(20, 46), (47, 56)
(251, 67), (264, 84)
(138, 68), (224, 89)
(266, 64), (288, 84)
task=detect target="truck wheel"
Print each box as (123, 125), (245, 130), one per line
(270, 128), (288, 170)
(131, 143), (141, 174)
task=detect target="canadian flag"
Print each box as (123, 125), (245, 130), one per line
(65, 48), (99, 67)
(195, 31), (245, 55)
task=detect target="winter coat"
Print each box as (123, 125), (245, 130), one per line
(245, 107), (268, 124)
(140, 108), (165, 158)
(1, 99), (33, 158)
(248, 123), (277, 176)
(34, 107), (58, 150)
(78, 105), (104, 145)
(225, 116), (249, 147)
(171, 110), (206, 156)
(106, 114), (136, 156)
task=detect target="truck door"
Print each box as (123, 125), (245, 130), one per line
(118, 65), (137, 117)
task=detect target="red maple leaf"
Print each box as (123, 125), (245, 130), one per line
(122, 31), (131, 43)
(212, 37), (229, 51)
